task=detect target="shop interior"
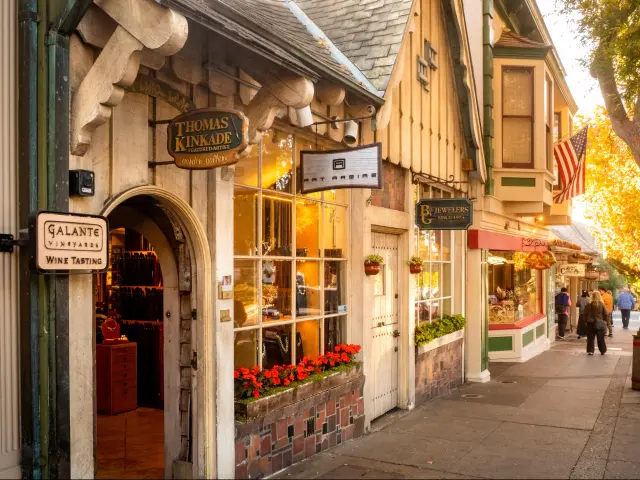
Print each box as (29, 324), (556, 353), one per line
(95, 228), (165, 479)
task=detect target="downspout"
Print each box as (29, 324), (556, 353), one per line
(17, 0), (41, 478)
(483, 0), (494, 195)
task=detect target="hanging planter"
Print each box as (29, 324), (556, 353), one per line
(364, 254), (384, 276)
(407, 256), (423, 274)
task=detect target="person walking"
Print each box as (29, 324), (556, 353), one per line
(599, 287), (614, 337)
(576, 290), (590, 339)
(555, 287), (571, 339)
(584, 291), (608, 355)
(617, 287), (635, 330)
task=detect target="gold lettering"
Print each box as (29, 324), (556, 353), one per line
(185, 120), (195, 133)
(224, 131), (232, 144)
(174, 136), (186, 152)
(215, 132), (226, 144)
(203, 118), (214, 131)
(174, 121), (185, 136)
(198, 134), (211, 146)
(420, 205), (432, 225)
(220, 117), (229, 129)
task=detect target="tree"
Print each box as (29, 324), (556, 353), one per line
(580, 108), (640, 271)
(558, 0), (640, 165)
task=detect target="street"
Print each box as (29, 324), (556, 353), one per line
(275, 312), (640, 479)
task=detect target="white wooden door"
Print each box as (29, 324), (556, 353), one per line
(371, 232), (399, 419)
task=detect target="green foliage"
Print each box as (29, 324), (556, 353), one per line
(407, 255), (423, 266)
(594, 259), (627, 292)
(414, 314), (466, 348)
(364, 254), (384, 265)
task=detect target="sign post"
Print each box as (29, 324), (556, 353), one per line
(415, 198), (473, 230)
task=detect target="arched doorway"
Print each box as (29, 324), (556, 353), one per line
(88, 187), (217, 478)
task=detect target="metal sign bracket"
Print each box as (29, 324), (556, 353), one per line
(0, 232), (28, 253)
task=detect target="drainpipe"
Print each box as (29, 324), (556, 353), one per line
(17, 0), (41, 478)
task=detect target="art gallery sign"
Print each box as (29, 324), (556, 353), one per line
(167, 108), (248, 169)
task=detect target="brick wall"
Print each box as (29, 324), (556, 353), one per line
(235, 373), (365, 478)
(370, 161), (405, 211)
(415, 337), (463, 406)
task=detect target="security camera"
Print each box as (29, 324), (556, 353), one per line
(343, 120), (358, 146)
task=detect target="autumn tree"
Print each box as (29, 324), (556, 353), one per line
(557, 0), (640, 165)
(580, 108), (640, 273)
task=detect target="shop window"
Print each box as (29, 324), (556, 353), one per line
(413, 185), (455, 323)
(487, 251), (542, 324)
(502, 67), (533, 167)
(233, 131), (349, 368)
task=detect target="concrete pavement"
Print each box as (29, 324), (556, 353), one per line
(273, 312), (640, 479)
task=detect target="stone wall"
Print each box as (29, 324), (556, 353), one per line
(415, 336), (463, 406)
(235, 368), (365, 478)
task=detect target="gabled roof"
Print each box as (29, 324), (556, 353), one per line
(294, 0), (413, 92)
(494, 29), (551, 50)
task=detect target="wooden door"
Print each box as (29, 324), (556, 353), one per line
(371, 232), (400, 419)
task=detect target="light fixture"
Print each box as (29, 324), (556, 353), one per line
(343, 120), (358, 146)
(537, 216), (544, 222)
(488, 255), (508, 265)
(295, 106), (313, 128)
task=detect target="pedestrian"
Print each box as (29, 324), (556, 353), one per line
(599, 287), (614, 337)
(584, 291), (608, 355)
(617, 287), (635, 330)
(576, 290), (590, 339)
(555, 287), (571, 339)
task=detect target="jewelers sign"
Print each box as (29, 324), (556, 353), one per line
(31, 212), (108, 273)
(299, 143), (382, 193)
(415, 198), (473, 230)
(167, 108), (248, 169)
(558, 263), (586, 277)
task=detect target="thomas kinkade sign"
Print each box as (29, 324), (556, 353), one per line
(415, 198), (473, 230)
(299, 143), (382, 193)
(31, 212), (108, 273)
(558, 263), (586, 277)
(167, 108), (248, 170)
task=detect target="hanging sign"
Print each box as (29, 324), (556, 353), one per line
(299, 143), (382, 193)
(31, 211), (109, 274)
(167, 108), (248, 170)
(558, 263), (586, 276)
(415, 198), (473, 230)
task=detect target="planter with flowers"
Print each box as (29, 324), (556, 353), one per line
(364, 254), (384, 276)
(407, 256), (423, 274)
(234, 344), (362, 419)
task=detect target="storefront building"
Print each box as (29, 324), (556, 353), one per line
(464, 0), (578, 376)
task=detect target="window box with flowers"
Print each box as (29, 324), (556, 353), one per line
(234, 344), (362, 419)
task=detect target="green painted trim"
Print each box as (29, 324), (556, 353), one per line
(483, 0), (494, 195)
(488, 336), (513, 352)
(522, 330), (534, 347)
(493, 47), (550, 59)
(536, 323), (546, 338)
(501, 177), (536, 187)
(481, 250), (489, 370)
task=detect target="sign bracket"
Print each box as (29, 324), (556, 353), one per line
(148, 160), (176, 167)
(0, 233), (28, 253)
(412, 171), (471, 195)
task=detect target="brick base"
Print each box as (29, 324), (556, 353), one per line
(415, 337), (463, 406)
(235, 370), (365, 478)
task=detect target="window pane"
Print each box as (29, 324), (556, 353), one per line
(325, 260), (347, 315)
(503, 69), (532, 115)
(295, 260), (321, 318)
(442, 262), (452, 298)
(234, 329), (259, 369)
(262, 193), (292, 256)
(323, 204), (347, 258)
(503, 118), (532, 165)
(262, 129), (294, 193)
(429, 299), (442, 321)
(416, 264), (440, 300)
(296, 199), (320, 257)
(262, 324), (292, 367)
(324, 316), (346, 352)
(234, 186), (258, 256)
(262, 260), (292, 322)
(234, 144), (259, 187)
(295, 138), (322, 200)
(442, 297), (452, 316)
(234, 259), (260, 327)
(324, 189), (347, 204)
(296, 320), (320, 362)
(415, 228), (431, 261)
(441, 231), (451, 261)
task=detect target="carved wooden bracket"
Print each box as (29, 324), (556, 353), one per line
(71, 0), (188, 156)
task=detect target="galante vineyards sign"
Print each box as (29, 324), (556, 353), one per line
(167, 108), (248, 169)
(415, 198), (473, 230)
(31, 211), (108, 273)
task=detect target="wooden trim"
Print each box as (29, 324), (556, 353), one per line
(501, 177), (536, 187)
(501, 66), (534, 168)
(488, 313), (546, 330)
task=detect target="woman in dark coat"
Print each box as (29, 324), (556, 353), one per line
(584, 291), (608, 355)
(576, 290), (590, 339)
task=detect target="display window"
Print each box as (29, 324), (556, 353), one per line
(413, 185), (454, 323)
(233, 129), (348, 369)
(488, 251), (542, 324)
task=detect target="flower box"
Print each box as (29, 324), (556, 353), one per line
(235, 362), (362, 420)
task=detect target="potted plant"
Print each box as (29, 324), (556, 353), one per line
(364, 254), (384, 276)
(407, 255), (423, 274)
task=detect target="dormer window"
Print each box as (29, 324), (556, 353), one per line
(502, 67), (533, 168)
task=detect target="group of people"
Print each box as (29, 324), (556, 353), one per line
(555, 286), (636, 356)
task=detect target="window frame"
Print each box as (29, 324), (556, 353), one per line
(501, 66), (535, 168)
(233, 127), (349, 369)
(545, 75), (553, 172)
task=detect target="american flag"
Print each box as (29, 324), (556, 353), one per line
(553, 126), (589, 204)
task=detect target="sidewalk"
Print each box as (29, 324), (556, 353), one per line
(274, 320), (640, 479)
